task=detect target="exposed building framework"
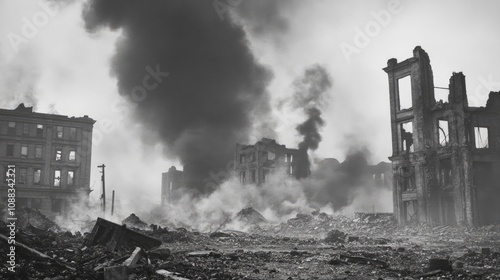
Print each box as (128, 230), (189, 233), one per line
(0, 104), (95, 217)
(384, 47), (500, 226)
(234, 138), (309, 185)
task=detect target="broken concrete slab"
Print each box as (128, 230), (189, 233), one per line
(85, 217), (162, 252)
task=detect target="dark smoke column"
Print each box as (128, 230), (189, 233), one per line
(82, 0), (272, 194)
(292, 65), (332, 178)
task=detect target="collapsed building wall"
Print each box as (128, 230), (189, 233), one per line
(384, 46), (500, 226)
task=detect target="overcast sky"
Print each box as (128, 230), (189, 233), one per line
(1, 0), (500, 210)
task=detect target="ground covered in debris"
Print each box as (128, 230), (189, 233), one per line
(1, 208), (500, 280)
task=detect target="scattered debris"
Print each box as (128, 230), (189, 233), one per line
(1, 211), (500, 279)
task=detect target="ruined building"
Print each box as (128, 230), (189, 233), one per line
(384, 46), (500, 226)
(234, 138), (309, 185)
(161, 166), (184, 206)
(0, 104), (95, 217)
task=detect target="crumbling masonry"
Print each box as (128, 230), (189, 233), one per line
(384, 46), (500, 226)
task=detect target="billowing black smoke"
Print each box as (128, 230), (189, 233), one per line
(304, 148), (392, 211)
(82, 0), (272, 194)
(292, 65), (331, 177)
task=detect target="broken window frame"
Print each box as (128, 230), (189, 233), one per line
(400, 121), (414, 153)
(56, 126), (64, 139)
(404, 200), (418, 224)
(239, 154), (245, 164)
(54, 170), (61, 187)
(69, 150), (76, 161)
(251, 170), (256, 183)
(55, 149), (62, 161)
(35, 145), (43, 159)
(6, 144), (14, 157)
(36, 124), (44, 138)
(21, 144), (28, 158)
(8, 121), (16, 135)
(397, 75), (412, 111)
(268, 152), (276, 160)
(474, 126), (489, 149)
(23, 123), (30, 135)
(18, 168), (27, 184)
(262, 151), (268, 160)
(33, 169), (42, 184)
(401, 166), (416, 192)
(439, 158), (452, 187)
(67, 170), (74, 186)
(438, 119), (450, 147)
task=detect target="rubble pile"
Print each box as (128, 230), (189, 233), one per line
(234, 207), (267, 225)
(16, 207), (59, 231)
(255, 211), (397, 239)
(122, 213), (148, 229)
(2, 209), (500, 279)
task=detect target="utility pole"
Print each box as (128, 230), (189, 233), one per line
(98, 164), (106, 213)
(111, 190), (115, 216)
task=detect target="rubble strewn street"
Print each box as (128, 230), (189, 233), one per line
(1, 208), (499, 279)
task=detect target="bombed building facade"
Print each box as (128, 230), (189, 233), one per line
(384, 47), (500, 226)
(234, 138), (309, 185)
(0, 104), (95, 217)
(161, 166), (184, 206)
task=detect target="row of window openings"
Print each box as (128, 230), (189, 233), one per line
(400, 161), (452, 192)
(7, 122), (77, 139)
(239, 167), (293, 183)
(396, 76), (449, 111)
(239, 152), (293, 163)
(6, 144), (76, 161)
(5, 168), (74, 186)
(399, 121), (489, 152)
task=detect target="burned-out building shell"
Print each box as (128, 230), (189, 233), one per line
(234, 138), (309, 185)
(384, 46), (500, 226)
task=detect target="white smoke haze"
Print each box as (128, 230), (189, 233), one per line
(53, 155), (392, 234)
(149, 167), (316, 232)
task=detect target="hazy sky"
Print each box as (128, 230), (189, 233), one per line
(1, 0), (500, 210)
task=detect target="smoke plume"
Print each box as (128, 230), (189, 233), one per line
(292, 65), (332, 177)
(82, 0), (272, 194)
(303, 148), (392, 211)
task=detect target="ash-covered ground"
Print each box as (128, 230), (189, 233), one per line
(1, 208), (500, 280)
